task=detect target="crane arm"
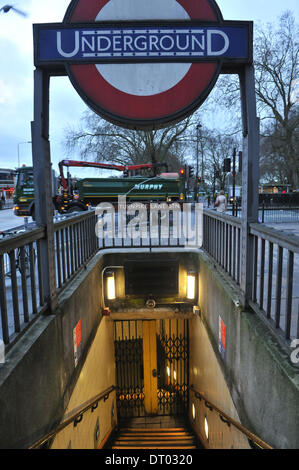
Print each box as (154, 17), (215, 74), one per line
(58, 160), (168, 190)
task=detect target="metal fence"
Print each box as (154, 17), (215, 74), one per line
(203, 210), (242, 286)
(54, 211), (98, 290)
(0, 227), (46, 346)
(249, 223), (299, 341)
(96, 202), (201, 250)
(0, 211), (98, 348)
(203, 209), (299, 343)
(0, 199), (14, 210)
(231, 205), (299, 223)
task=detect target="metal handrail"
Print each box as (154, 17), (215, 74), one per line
(53, 209), (97, 231)
(29, 385), (116, 449)
(190, 386), (273, 449)
(0, 226), (45, 255)
(250, 223), (299, 253)
(203, 208), (242, 228)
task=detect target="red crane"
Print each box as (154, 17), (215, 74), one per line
(58, 160), (168, 191)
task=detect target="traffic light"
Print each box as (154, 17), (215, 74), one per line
(180, 168), (185, 176)
(123, 169), (129, 177)
(197, 176), (201, 184)
(223, 158), (231, 172)
(238, 151), (242, 173)
(188, 166), (194, 178)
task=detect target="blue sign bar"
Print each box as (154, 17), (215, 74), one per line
(36, 24), (249, 63)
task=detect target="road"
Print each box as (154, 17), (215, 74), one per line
(0, 208), (33, 233)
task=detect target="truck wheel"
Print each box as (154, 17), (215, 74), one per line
(67, 205), (85, 213)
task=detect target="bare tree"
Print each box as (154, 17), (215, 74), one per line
(255, 12), (299, 187)
(63, 110), (193, 170)
(203, 130), (240, 190)
(260, 107), (299, 185)
(209, 11), (299, 187)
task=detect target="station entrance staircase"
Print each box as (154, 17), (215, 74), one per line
(106, 416), (201, 450)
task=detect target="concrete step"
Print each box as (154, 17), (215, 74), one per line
(107, 422), (200, 450)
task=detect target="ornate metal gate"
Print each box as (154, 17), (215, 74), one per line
(157, 319), (189, 416)
(114, 319), (189, 419)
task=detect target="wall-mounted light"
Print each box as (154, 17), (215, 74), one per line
(187, 270), (196, 300)
(106, 270), (116, 300)
(192, 403), (196, 420)
(204, 416), (209, 441)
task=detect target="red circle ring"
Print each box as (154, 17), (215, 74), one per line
(64, 0), (223, 129)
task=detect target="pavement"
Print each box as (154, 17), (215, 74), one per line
(0, 208), (33, 233)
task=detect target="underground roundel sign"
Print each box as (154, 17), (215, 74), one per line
(34, 0), (252, 129)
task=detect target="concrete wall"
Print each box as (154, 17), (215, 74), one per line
(51, 317), (116, 449)
(195, 250), (299, 449)
(0, 252), (106, 449)
(189, 315), (250, 449)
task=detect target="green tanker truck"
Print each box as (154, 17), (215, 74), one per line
(13, 160), (187, 217)
(13, 165), (57, 218)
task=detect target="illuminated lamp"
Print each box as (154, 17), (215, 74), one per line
(180, 169), (185, 175)
(106, 270), (116, 300)
(192, 403), (196, 420)
(204, 416), (209, 440)
(187, 270), (196, 300)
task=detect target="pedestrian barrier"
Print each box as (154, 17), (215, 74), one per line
(203, 209), (299, 345)
(0, 211), (98, 348)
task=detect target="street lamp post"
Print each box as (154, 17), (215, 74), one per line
(196, 124), (201, 180)
(17, 141), (32, 167)
(196, 124), (203, 196)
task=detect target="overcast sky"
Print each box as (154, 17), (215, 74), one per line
(0, 0), (298, 177)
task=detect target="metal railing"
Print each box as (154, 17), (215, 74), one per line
(29, 385), (116, 449)
(231, 204), (299, 223)
(203, 210), (242, 286)
(190, 385), (273, 449)
(0, 226), (46, 347)
(0, 199), (14, 210)
(0, 210), (99, 348)
(54, 211), (98, 291)
(202, 209), (299, 343)
(249, 223), (299, 341)
(96, 202), (200, 250)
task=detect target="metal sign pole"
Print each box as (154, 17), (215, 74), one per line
(31, 68), (57, 312)
(239, 64), (260, 306)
